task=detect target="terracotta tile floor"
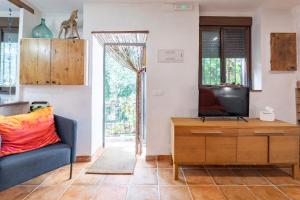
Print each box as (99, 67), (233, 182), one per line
(1, 156), (300, 200)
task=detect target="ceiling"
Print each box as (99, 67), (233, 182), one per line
(0, 0), (20, 12)
(21, 0), (300, 13)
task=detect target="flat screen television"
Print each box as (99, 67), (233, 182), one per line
(198, 86), (249, 118)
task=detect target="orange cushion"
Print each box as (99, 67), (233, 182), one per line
(0, 107), (60, 157)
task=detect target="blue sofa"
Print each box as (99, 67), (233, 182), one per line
(0, 115), (77, 191)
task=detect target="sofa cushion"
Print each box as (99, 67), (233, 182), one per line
(0, 143), (71, 191)
(0, 107), (61, 157)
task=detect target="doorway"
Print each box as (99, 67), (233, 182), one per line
(103, 44), (146, 154)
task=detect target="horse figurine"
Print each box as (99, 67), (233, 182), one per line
(58, 10), (80, 39)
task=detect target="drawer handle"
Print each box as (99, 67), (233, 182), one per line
(254, 131), (285, 136)
(190, 130), (223, 135)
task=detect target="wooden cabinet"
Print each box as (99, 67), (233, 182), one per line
(174, 136), (205, 163)
(51, 39), (84, 85)
(296, 88), (300, 120)
(20, 38), (86, 85)
(20, 39), (51, 84)
(171, 118), (300, 180)
(206, 136), (237, 163)
(237, 136), (268, 163)
(269, 136), (299, 164)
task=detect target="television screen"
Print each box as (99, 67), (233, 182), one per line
(198, 86), (249, 117)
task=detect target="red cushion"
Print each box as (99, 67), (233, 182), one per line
(0, 107), (60, 157)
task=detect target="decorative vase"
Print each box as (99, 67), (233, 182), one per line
(32, 18), (53, 38)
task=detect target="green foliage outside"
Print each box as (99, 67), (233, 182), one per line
(225, 58), (244, 85)
(104, 51), (136, 137)
(202, 58), (245, 86)
(202, 58), (221, 85)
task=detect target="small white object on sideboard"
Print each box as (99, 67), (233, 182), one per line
(260, 106), (275, 121)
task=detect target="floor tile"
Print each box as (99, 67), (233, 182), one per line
(158, 168), (186, 185)
(22, 172), (53, 185)
(73, 162), (90, 171)
(73, 172), (105, 185)
(183, 169), (214, 185)
(189, 186), (226, 200)
(0, 185), (37, 200)
(25, 185), (68, 200)
(208, 169), (244, 185)
(135, 157), (157, 168)
(41, 172), (73, 186)
(102, 175), (132, 185)
(159, 186), (191, 200)
(60, 185), (98, 200)
(42, 166), (81, 186)
(93, 184), (128, 200)
(232, 169), (270, 186)
(157, 157), (173, 168)
(220, 186), (257, 200)
(249, 186), (289, 200)
(259, 168), (300, 185)
(131, 168), (158, 185)
(279, 186), (300, 200)
(126, 185), (159, 200)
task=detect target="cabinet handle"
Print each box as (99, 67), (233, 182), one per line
(52, 81), (56, 84)
(190, 130), (223, 135)
(254, 131), (285, 136)
(46, 81), (50, 84)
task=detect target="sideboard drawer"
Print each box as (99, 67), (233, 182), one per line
(239, 128), (299, 136)
(175, 126), (238, 136)
(206, 136), (237, 163)
(269, 136), (299, 164)
(174, 136), (205, 163)
(237, 136), (268, 163)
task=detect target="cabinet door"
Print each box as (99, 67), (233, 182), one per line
(206, 136), (237, 163)
(269, 136), (299, 164)
(20, 39), (51, 84)
(51, 39), (85, 85)
(237, 136), (268, 164)
(174, 136), (205, 163)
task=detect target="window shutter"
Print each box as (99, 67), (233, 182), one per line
(202, 31), (220, 58)
(224, 28), (247, 58)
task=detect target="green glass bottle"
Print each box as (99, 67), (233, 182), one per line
(32, 18), (53, 38)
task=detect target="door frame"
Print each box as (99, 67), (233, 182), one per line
(102, 43), (146, 149)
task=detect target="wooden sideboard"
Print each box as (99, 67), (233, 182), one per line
(171, 118), (300, 179)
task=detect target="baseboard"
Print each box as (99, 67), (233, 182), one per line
(76, 146), (104, 163)
(145, 155), (172, 161)
(76, 156), (91, 162)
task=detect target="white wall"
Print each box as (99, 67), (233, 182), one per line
(0, 11), (19, 17)
(84, 2), (199, 155)
(250, 8), (299, 123)
(19, 9), (93, 156)
(18, 2), (300, 156)
(84, 3), (300, 156)
(91, 35), (104, 153)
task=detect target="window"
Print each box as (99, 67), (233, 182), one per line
(0, 17), (19, 95)
(0, 32), (18, 87)
(199, 17), (251, 87)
